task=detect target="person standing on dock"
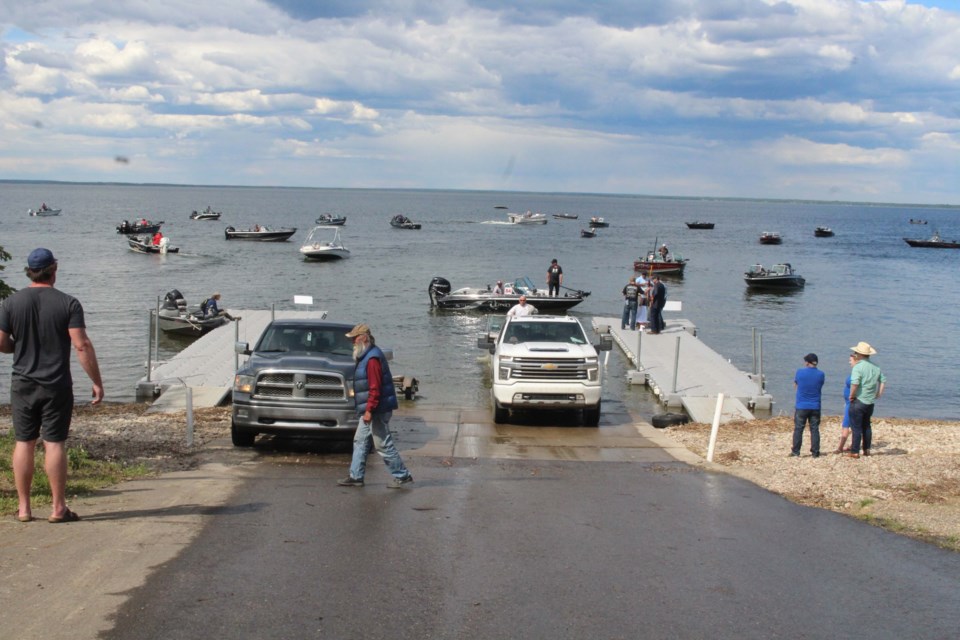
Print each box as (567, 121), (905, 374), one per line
(846, 342), (886, 459)
(621, 277), (640, 330)
(791, 353), (825, 458)
(338, 323), (413, 489)
(546, 258), (563, 296)
(647, 275), (666, 334)
(0, 248), (104, 523)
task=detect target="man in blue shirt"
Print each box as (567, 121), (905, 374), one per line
(791, 353), (825, 458)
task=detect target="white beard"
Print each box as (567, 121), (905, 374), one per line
(353, 342), (367, 361)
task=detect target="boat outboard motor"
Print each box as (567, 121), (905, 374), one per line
(162, 289), (187, 313)
(428, 277), (451, 306)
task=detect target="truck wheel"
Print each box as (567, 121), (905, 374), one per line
(493, 402), (509, 424)
(651, 413), (689, 429)
(583, 401), (601, 427)
(231, 421), (256, 447)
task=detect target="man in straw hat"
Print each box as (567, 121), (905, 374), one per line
(338, 323), (413, 488)
(846, 341), (886, 459)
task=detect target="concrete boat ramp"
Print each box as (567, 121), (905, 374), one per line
(592, 316), (772, 423)
(139, 309), (328, 412)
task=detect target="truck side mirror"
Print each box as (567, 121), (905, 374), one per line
(477, 336), (492, 349)
(235, 341), (251, 356)
(596, 334), (613, 351)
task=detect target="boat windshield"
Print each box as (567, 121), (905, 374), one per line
(512, 276), (538, 294)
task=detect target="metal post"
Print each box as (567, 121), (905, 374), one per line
(153, 296), (161, 369)
(707, 393), (725, 462)
(671, 335), (680, 393)
(636, 330), (642, 371)
(146, 309), (153, 382)
(752, 327), (757, 374)
(185, 386), (194, 447)
(234, 318), (240, 373)
(758, 333), (765, 393)
(271, 302), (275, 321)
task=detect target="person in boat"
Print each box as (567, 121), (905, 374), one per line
(546, 258), (563, 297)
(493, 280), (504, 295)
(659, 244), (670, 261)
(40, 203), (48, 211)
(152, 230), (163, 246)
(507, 295), (535, 317)
(119, 220), (130, 233)
(254, 224), (261, 231)
(139, 218), (148, 226)
(203, 293), (240, 321)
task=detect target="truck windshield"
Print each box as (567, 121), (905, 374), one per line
(257, 326), (354, 356)
(504, 321), (587, 345)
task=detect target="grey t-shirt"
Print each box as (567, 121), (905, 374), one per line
(0, 286), (85, 388)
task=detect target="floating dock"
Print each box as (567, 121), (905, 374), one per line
(138, 309), (328, 411)
(592, 316), (772, 423)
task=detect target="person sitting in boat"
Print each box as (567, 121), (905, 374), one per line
(493, 280), (504, 295)
(139, 217), (148, 226)
(40, 202), (48, 211)
(203, 293), (240, 321)
(659, 244), (670, 261)
(152, 230), (163, 246)
(254, 224), (261, 231)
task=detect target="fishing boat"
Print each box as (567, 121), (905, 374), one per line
(190, 206), (221, 220)
(128, 236), (179, 254)
(759, 231), (782, 245)
(588, 216), (609, 228)
(507, 211), (548, 225)
(814, 226), (834, 237)
(224, 225), (297, 241)
(634, 252), (688, 275)
(28, 204), (61, 217)
(685, 221), (714, 229)
(157, 290), (227, 336)
(428, 276), (590, 313)
(493, 205), (509, 209)
(299, 226), (351, 260)
(390, 214), (422, 229)
(553, 213), (579, 220)
(117, 219), (163, 234)
(315, 213), (347, 226)
(903, 231), (960, 249)
(744, 263), (805, 289)
(909, 218), (928, 225)
(580, 228), (596, 238)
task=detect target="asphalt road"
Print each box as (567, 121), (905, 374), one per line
(101, 415), (960, 639)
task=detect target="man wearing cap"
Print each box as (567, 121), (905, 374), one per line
(791, 353), (825, 458)
(338, 323), (413, 488)
(846, 342), (886, 458)
(0, 248), (104, 523)
(546, 258), (563, 296)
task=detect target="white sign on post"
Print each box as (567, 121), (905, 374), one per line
(293, 295), (314, 305)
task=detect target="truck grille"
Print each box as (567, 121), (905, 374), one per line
(511, 357), (588, 380)
(254, 371), (347, 401)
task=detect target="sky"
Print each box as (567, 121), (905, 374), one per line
(1, 0), (959, 204)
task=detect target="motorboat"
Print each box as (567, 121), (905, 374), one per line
(157, 289), (227, 336)
(909, 218), (928, 225)
(588, 216), (609, 228)
(744, 263), (805, 288)
(903, 231), (960, 249)
(315, 213), (347, 226)
(493, 205), (509, 209)
(128, 235), (179, 254)
(507, 211), (547, 225)
(814, 226), (834, 237)
(28, 205), (61, 217)
(224, 225), (297, 241)
(390, 214), (422, 229)
(553, 213), (579, 220)
(580, 228), (596, 238)
(634, 252), (688, 275)
(117, 219), (164, 234)
(759, 231), (782, 245)
(300, 226), (351, 260)
(685, 221), (714, 229)
(428, 276), (590, 313)
(190, 206), (221, 220)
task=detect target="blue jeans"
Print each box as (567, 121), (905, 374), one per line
(848, 399), (874, 454)
(792, 408), (821, 455)
(621, 301), (637, 329)
(348, 411), (410, 480)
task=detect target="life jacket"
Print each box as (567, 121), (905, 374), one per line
(353, 345), (399, 415)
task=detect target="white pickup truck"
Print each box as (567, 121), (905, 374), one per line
(477, 315), (612, 426)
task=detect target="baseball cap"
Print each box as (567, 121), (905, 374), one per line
(345, 323), (371, 338)
(27, 248), (57, 270)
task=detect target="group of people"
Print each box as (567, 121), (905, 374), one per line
(621, 274), (666, 334)
(791, 342), (886, 459)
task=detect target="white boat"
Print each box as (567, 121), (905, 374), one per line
(190, 206), (221, 220)
(224, 225), (297, 241)
(300, 226), (350, 260)
(507, 211), (548, 225)
(28, 205), (61, 217)
(744, 263), (805, 288)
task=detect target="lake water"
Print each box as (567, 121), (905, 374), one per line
(1, 182), (958, 420)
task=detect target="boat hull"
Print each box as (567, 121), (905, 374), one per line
(507, 214), (547, 225)
(118, 222), (162, 234)
(814, 228), (834, 237)
(316, 216), (346, 225)
(744, 276), (805, 288)
(633, 260), (687, 274)
(29, 208), (61, 217)
(224, 227), (296, 241)
(428, 277), (589, 313)
(190, 212), (221, 220)
(686, 222), (714, 229)
(553, 214), (578, 220)
(158, 313), (227, 336)
(904, 238), (960, 248)
(128, 237), (179, 254)
(300, 249), (350, 260)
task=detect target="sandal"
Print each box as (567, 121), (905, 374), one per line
(48, 508), (80, 523)
(17, 514), (34, 523)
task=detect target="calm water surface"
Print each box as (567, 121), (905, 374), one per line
(1, 183), (958, 420)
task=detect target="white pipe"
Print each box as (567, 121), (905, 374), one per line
(707, 393), (724, 462)
(185, 386), (194, 447)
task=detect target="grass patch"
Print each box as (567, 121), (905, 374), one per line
(0, 431), (151, 516)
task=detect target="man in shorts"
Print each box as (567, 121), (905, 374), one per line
(0, 248), (104, 523)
